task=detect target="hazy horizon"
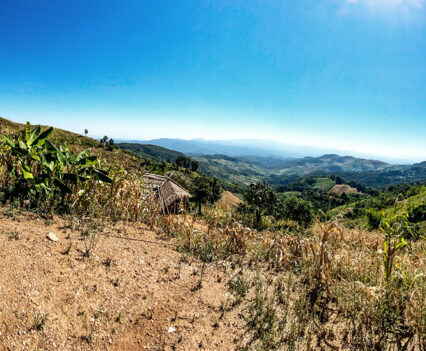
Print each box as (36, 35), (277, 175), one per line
(1, 1), (425, 162)
(114, 136), (419, 164)
(0, 114), (422, 164)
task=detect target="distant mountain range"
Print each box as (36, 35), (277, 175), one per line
(194, 153), (412, 188)
(117, 137), (387, 160)
(117, 141), (426, 188)
(119, 137), (416, 164)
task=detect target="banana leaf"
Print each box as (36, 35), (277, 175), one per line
(54, 178), (72, 194)
(3, 136), (15, 148)
(77, 156), (97, 167)
(76, 148), (92, 161)
(18, 139), (27, 151)
(27, 125), (41, 146)
(56, 148), (68, 167)
(62, 173), (87, 183)
(32, 127), (53, 147)
(21, 164), (34, 182)
(45, 139), (57, 152)
(25, 122), (31, 144)
(91, 169), (112, 183)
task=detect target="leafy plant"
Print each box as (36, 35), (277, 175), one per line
(1, 122), (111, 206)
(379, 213), (411, 283)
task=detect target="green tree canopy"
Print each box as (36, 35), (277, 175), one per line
(245, 182), (277, 228)
(192, 176), (221, 215)
(280, 196), (314, 228)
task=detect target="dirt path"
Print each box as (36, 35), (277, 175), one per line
(0, 207), (242, 350)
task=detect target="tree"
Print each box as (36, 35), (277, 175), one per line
(175, 155), (191, 169)
(100, 136), (108, 146)
(191, 160), (199, 172)
(280, 196), (314, 228)
(245, 182), (277, 228)
(84, 129), (88, 136)
(335, 176), (344, 185)
(192, 176), (221, 215)
(105, 138), (116, 151)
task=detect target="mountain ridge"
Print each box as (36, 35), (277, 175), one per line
(121, 137), (414, 164)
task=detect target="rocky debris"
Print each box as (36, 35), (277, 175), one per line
(46, 232), (59, 242)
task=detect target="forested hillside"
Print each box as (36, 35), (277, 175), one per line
(118, 143), (185, 162)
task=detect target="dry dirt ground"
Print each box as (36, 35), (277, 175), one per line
(330, 184), (359, 195)
(215, 192), (242, 210)
(0, 207), (244, 350)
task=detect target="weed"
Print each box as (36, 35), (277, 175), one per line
(228, 275), (250, 304)
(103, 255), (114, 267)
(82, 231), (99, 258)
(191, 263), (206, 292)
(31, 313), (48, 331)
(115, 311), (122, 323)
(8, 230), (20, 240)
(61, 242), (73, 255)
(243, 275), (278, 350)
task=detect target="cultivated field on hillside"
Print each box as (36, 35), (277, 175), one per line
(0, 120), (424, 350)
(0, 205), (424, 350)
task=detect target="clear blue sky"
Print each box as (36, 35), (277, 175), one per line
(0, 0), (425, 162)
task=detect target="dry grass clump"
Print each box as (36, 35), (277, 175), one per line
(217, 212), (425, 350)
(157, 208), (252, 262)
(169, 209), (424, 349)
(69, 168), (161, 223)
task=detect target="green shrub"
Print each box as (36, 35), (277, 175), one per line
(279, 196), (314, 228)
(0, 122), (111, 209)
(408, 204), (426, 223)
(366, 209), (381, 229)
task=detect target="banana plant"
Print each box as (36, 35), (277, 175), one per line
(2, 122), (112, 198)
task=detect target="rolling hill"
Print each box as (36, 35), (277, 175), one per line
(121, 137), (424, 188)
(127, 138), (342, 159)
(195, 153), (416, 188)
(118, 143), (185, 162)
(0, 117), (142, 168)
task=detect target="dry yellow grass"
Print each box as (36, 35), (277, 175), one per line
(0, 203), (424, 350)
(215, 191), (242, 210)
(330, 184), (359, 195)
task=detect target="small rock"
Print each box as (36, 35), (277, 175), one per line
(168, 326), (176, 333)
(47, 232), (58, 242)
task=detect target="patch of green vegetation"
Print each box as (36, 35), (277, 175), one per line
(312, 177), (335, 191)
(329, 183), (426, 232)
(118, 143), (185, 162)
(1, 122), (112, 212)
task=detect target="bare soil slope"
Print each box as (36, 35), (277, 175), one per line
(0, 207), (242, 350)
(215, 191), (242, 210)
(330, 184), (359, 195)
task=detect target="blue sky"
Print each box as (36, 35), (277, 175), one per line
(0, 0), (425, 162)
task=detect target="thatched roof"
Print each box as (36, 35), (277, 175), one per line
(142, 174), (192, 211)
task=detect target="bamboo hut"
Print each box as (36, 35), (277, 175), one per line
(142, 174), (192, 214)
